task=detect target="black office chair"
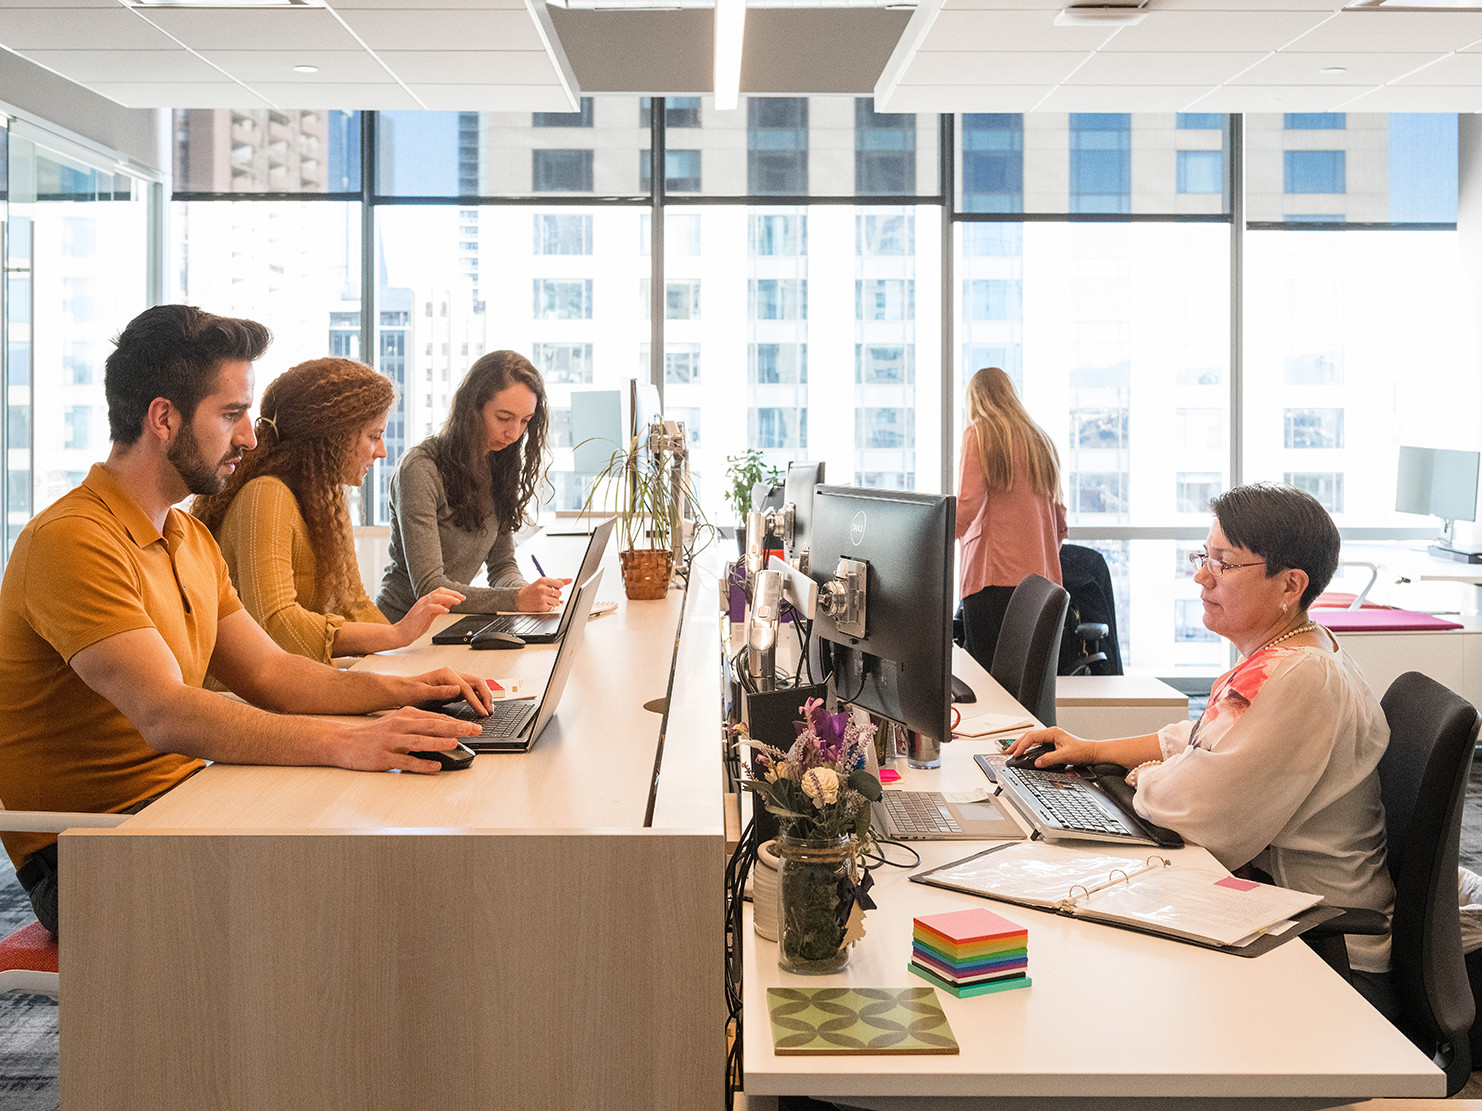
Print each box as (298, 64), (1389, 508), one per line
(1058, 543), (1123, 677)
(989, 573), (1069, 727)
(1302, 671), (1479, 1096)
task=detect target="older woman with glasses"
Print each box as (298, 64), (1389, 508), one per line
(1007, 482), (1396, 1016)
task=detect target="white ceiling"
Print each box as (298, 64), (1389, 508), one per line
(5, 1), (1482, 113)
(0, 0), (580, 111)
(877, 1), (1482, 113)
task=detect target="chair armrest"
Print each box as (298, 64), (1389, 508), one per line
(1303, 905), (1389, 938)
(0, 811), (131, 834)
(1075, 622), (1109, 638)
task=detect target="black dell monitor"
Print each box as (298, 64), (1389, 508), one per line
(807, 485), (955, 749)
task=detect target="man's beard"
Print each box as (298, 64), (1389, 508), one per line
(168, 421), (238, 496)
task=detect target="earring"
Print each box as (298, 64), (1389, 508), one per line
(1281, 603), (1288, 613)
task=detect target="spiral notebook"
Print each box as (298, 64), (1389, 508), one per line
(911, 842), (1339, 956)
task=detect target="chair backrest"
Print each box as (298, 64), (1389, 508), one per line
(1057, 543), (1123, 676)
(989, 573), (1069, 726)
(1379, 671), (1479, 1090)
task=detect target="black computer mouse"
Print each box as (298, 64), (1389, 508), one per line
(408, 742), (477, 771)
(1005, 742), (1060, 769)
(469, 629), (525, 650)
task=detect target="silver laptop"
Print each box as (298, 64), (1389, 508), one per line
(863, 740), (1025, 842)
(435, 570), (603, 752)
(432, 517), (614, 646)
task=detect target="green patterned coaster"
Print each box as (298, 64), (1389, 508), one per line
(766, 987), (960, 1055)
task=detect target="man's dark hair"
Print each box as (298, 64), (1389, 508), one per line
(1208, 482), (1341, 610)
(105, 305), (272, 445)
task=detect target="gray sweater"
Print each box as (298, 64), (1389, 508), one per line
(376, 443), (526, 622)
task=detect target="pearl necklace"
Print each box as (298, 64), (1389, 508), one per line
(1254, 619), (1318, 654)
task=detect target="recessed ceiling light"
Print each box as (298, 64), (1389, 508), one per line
(1054, 3), (1148, 27)
(292, 64), (320, 73)
(1320, 66), (1347, 75)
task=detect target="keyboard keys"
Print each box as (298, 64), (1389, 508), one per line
(882, 791), (961, 835)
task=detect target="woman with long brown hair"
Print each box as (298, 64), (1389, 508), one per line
(376, 350), (567, 622)
(193, 357), (463, 661)
(956, 366), (1068, 670)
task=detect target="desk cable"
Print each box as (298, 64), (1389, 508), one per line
(723, 815), (759, 1110)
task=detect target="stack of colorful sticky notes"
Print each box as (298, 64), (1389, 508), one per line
(909, 907), (1030, 998)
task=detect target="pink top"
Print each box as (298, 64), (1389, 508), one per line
(955, 425), (1067, 599)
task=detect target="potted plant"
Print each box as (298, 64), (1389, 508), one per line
(736, 698), (881, 973)
(582, 432), (707, 600)
(725, 449), (781, 554)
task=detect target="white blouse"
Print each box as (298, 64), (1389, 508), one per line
(1134, 639), (1394, 972)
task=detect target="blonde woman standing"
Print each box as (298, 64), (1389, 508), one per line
(956, 366), (1068, 671)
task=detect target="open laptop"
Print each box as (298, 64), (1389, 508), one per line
(432, 517), (615, 645)
(434, 570), (603, 752)
(862, 738), (1025, 842)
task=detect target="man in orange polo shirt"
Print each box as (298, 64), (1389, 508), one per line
(0, 305), (491, 935)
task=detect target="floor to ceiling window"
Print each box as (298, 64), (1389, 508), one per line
(3, 101), (1465, 678)
(4, 121), (153, 551)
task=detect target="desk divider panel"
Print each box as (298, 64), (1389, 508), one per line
(61, 828), (723, 1111)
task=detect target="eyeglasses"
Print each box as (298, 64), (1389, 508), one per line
(1188, 551), (1266, 577)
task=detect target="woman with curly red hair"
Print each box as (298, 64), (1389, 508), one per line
(193, 357), (462, 661)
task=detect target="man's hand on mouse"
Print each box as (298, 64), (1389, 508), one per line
(1003, 727), (1100, 768)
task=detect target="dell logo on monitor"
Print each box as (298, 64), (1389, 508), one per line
(850, 511), (867, 546)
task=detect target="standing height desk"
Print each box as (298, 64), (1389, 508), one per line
(742, 649), (1444, 1111)
(57, 542), (726, 1111)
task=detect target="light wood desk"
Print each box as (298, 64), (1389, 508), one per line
(57, 540), (726, 1111)
(742, 649), (1444, 1111)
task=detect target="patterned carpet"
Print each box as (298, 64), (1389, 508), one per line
(0, 856), (57, 1111)
(4, 761), (1482, 1109)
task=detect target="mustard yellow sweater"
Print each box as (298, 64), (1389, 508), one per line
(216, 476), (387, 663)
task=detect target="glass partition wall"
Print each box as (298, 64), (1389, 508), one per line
(1, 100), (1464, 678)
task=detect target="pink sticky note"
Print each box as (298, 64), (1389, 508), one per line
(879, 769), (902, 784)
(1215, 876), (1260, 892)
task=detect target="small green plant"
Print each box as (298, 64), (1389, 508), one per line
(582, 434), (706, 555)
(724, 449), (780, 525)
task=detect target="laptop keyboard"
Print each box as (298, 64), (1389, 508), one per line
(446, 699), (537, 740)
(881, 791), (961, 835)
(998, 767), (1131, 836)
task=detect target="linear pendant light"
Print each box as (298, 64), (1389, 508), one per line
(714, 0), (745, 111)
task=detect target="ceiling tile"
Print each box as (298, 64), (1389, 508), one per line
(1284, 11), (1482, 54)
(876, 84), (1056, 112)
(1035, 84), (1219, 111)
(1183, 83), (1358, 112)
(197, 49), (390, 83)
(1393, 53), (1482, 84)
(1102, 11), (1334, 53)
(377, 50), (559, 84)
(923, 8), (1114, 52)
(412, 84), (581, 111)
(87, 82), (272, 109)
(139, 8), (364, 52)
(1231, 51), (1440, 85)
(21, 48), (224, 83)
(0, 0), (115, 7)
(0, 9), (179, 50)
(243, 81), (420, 108)
(1339, 84), (1482, 111)
(899, 51), (1087, 85)
(334, 9), (545, 50)
(1066, 51), (1268, 85)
